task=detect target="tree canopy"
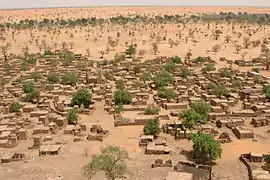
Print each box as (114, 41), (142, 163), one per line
(114, 90), (132, 105)
(67, 109), (78, 125)
(61, 73), (77, 85)
(191, 133), (222, 161)
(71, 89), (92, 108)
(125, 45), (136, 58)
(143, 118), (161, 136)
(144, 104), (160, 115)
(83, 145), (129, 180)
(153, 70), (174, 89)
(157, 88), (177, 100)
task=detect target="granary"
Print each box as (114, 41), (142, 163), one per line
(233, 127), (254, 139)
(165, 171), (193, 180)
(251, 117), (270, 127)
(145, 142), (170, 155)
(39, 145), (61, 156)
(151, 158), (173, 168)
(1, 152), (25, 163)
(139, 135), (154, 146)
(87, 125), (109, 141)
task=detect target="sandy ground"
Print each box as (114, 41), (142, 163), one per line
(0, 6), (270, 180)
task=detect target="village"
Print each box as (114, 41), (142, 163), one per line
(0, 6), (270, 180)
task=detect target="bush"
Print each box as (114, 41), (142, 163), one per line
(23, 82), (35, 93)
(264, 85), (270, 99)
(180, 67), (192, 78)
(114, 90), (132, 105)
(202, 63), (216, 73)
(140, 71), (152, 82)
(47, 73), (59, 83)
(15, 77), (24, 83)
(153, 70), (174, 88)
(208, 83), (229, 98)
(67, 109), (78, 125)
(115, 104), (124, 114)
(20, 60), (29, 71)
(180, 109), (202, 129)
(220, 69), (232, 78)
(114, 53), (126, 61)
(171, 56), (182, 64)
(232, 80), (243, 89)
(44, 49), (53, 56)
(71, 89), (92, 108)
(24, 90), (40, 102)
(190, 101), (211, 121)
(30, 72), (41, 82)
(61, 73), (77, 85)
(164, 61), (177, 72)
(125, 45), (136, 58)
(28, 57), (37, 64)
(9, 102), (22, 113)
(115, 79), (125, 90)
(194, 56), (206, 63)
(144, 104), (160, 115)
(191, 133), (222, 161)
(133, 64), (141, 74)
(157, 88), (177, 100)
(143, 118), (161, 136)
(252, 67), (260, 73)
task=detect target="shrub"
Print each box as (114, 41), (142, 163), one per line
(24, 90), (40, 102)
(190, 101), (211, 121)
(180, 67), (192, 78)
(157, 88), (177, 100)
(23, 82), (35, 93)
(171, 56), (182, 64)
(140, 71), (152, 82)
(220, 69), (232, 78)
(71, 89), (92, 108)
(232, 80), (243, 89)
(194, 56), (206, 63)
(61, 73), (77, 85)
(264, 85), (270, 99)
(153, 70), (174, 88)
(133, 64), (141, 74)
(114, 90), (132, 105)
(143, 118), (161, 136)
(20, 60), (29, 71)
(144, 104), (160, 115)
(125, 45), (136, 58)
(30, 72), (41, 82)
(28, 57), (37, 64)
(47, 73), (59, 83)
(202, 63), (216, 73)
(67, 109), (78, 125)
(180, 109), (202, 129)
(9, 102), (22, 113)
(164, 61), (177, 72)
(252, 67), (260, 73)
(115, 80), (125, 90)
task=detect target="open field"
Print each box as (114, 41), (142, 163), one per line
(0, 6), (270, 180)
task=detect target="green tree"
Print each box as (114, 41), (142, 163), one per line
(67, 109), (78, 124)
(191, 133), (222, 161)
(264, 85), (270, 99)
(24, 90), (40, 102)
(9, 102), (22, 113)
(144, 104), (160, 115)
(143, 118), (161, 136)
(252, 67), (260, 73)
(202, 63), (216, 73)
(47, 73), (59, 83)
(140, 71), (152, 82)
(125, 45), (136, 58)
(61, 73), (77, 85)
(180, 109), (202, 129)
(171, 56), (182, 64)
(194, 56), (206, 63)
(133, 64), (141, 74)
(83, 145), (129, 180)
(220, 69), (232, 78)
(180, 67), (192, 78)
(264, 155), (270, 166)
(164, 61), (177, 72)
(232, 80), (243, 90)
(71, 89), (92, 108)
(190, 101), (211, 121)
(23, 82), (35, 93)
(115, 80), (125, 90)
(153, 70), (174, 88)
(114, 90), (132, 105)
(157, 88), (177, 100)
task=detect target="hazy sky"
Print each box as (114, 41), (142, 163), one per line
(0, 0), (269, 9)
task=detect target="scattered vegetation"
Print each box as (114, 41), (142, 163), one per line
(143, 118), (161, 136)
(71, 89), (92, 108)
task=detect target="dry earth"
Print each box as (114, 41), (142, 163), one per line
(0, 6), (270, 180)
